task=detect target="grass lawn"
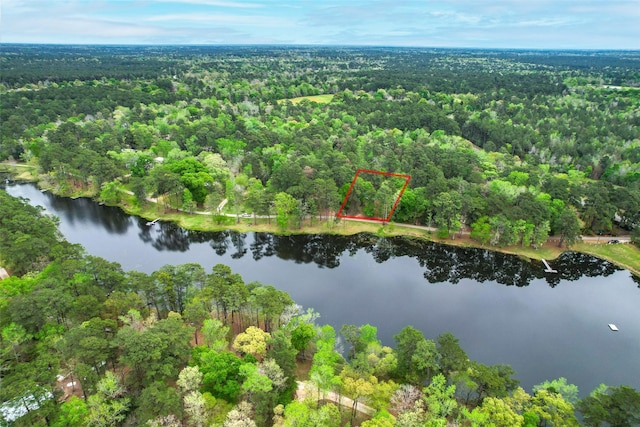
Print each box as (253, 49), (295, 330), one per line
(279, 94), (334, 104)
(574, 242), (640, 277)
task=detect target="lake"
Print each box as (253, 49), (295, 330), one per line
(4, 181), (640, 396)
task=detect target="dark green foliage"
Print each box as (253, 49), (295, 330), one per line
(2, 45), (640, 426)
(266, 330), (298, 403)
(393, 326), (427, 384)
(578, 385), (640, 427)
(117, 315), (194, 390)
(0, 190), (63, 276)
(136, 382), (183, 424)
(436, 332), (469, 381)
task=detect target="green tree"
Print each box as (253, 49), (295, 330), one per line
(290, 322), (316, 360)
(274, 192), (299, 230)
(233, 326), (271, 359)
(86, 371), (130, 427)
(533, 377), (579, 405)
(99, 179), (123, 205)
(393, 326), (426, 385)
(136, 381), (183, 425)
(436, 332), (469, 381)
(554, 208), (582, 248)
(201, 318), (230, 351)
(578, 384), (640, 427)
(266, 329), (298, 402)
(192, 347), (245, 403)
(423, 373), (458, 422)
(432, 191), (462, 238)
(530, 389), (579, 426)
(53, 395), (89, 427)
(117, 315), (193, 389)
(471, 216), (493, 245)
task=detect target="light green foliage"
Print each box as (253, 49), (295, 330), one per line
(340, 366), (378, 422)
(201, 318), (230, 351)
(369, 380), (399, 411)
(53, 396), (89, 427)
(290, 322), (316, 358)
(274, 192), (299, 230)
(366, 344), (398, 379)
(533, 377), (579, 405)
(474, 396), (524, 426)
(361, 409), (396, 427)
(232, 326), (271, 358)
(471, 216), (492, 245)
(423, 374), (458, 420)
(240, 363), (273, 396)
(191, 346), (245, 402)
(282, 401), (311, 426)
(99, 179), (123, 204)
(1, 322), (31, 362)
(530, 389), (579, 426)
(86, 371), (130, 427)
(201, 392), (233, 426)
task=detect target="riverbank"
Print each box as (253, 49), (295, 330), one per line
(2, 162), (638, 278)
(95, 189), (640, 279)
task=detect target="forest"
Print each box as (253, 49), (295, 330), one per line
(1, 46), (639, 248)
(1, 45), (640, 426)
(2, 189), (640, 427)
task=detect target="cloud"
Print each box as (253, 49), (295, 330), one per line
(1, 0), (638, 48)
(153, 0), (265, 8)
(145, 12), (294, 28)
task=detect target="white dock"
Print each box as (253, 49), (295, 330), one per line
(146, 218), (160, 226)
(608, 324), (619, 331)
(542, 259), (557, 273)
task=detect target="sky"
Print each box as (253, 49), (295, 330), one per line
(2, 0), (639, 49)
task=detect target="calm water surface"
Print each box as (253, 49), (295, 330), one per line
(4, 182), (640, 396)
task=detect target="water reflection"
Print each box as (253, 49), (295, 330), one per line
(4, 182), (639, 395)
(1, 181), (626, 288)
(137, 219), (621, 287)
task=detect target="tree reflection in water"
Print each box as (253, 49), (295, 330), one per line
(143, 224), (623, 287)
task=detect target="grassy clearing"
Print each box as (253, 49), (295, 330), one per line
(0, 162), (39, 181)
(279, 94), (334, 105)
(573, 242), (640, 277)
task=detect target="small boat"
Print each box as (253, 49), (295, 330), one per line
(146, 218), (160, 226)
(608, 324), (619, 331)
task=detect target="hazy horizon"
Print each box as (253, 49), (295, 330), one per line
(2, 0), (639, 50)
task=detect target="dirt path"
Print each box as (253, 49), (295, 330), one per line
(296, 381), (375, 416)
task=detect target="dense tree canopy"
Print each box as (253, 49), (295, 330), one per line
(1, 45), (640, 425)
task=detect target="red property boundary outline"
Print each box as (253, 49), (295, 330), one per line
(336, 169), (411, 222)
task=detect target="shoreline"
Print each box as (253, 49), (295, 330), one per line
(2, 163), (638, 278)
